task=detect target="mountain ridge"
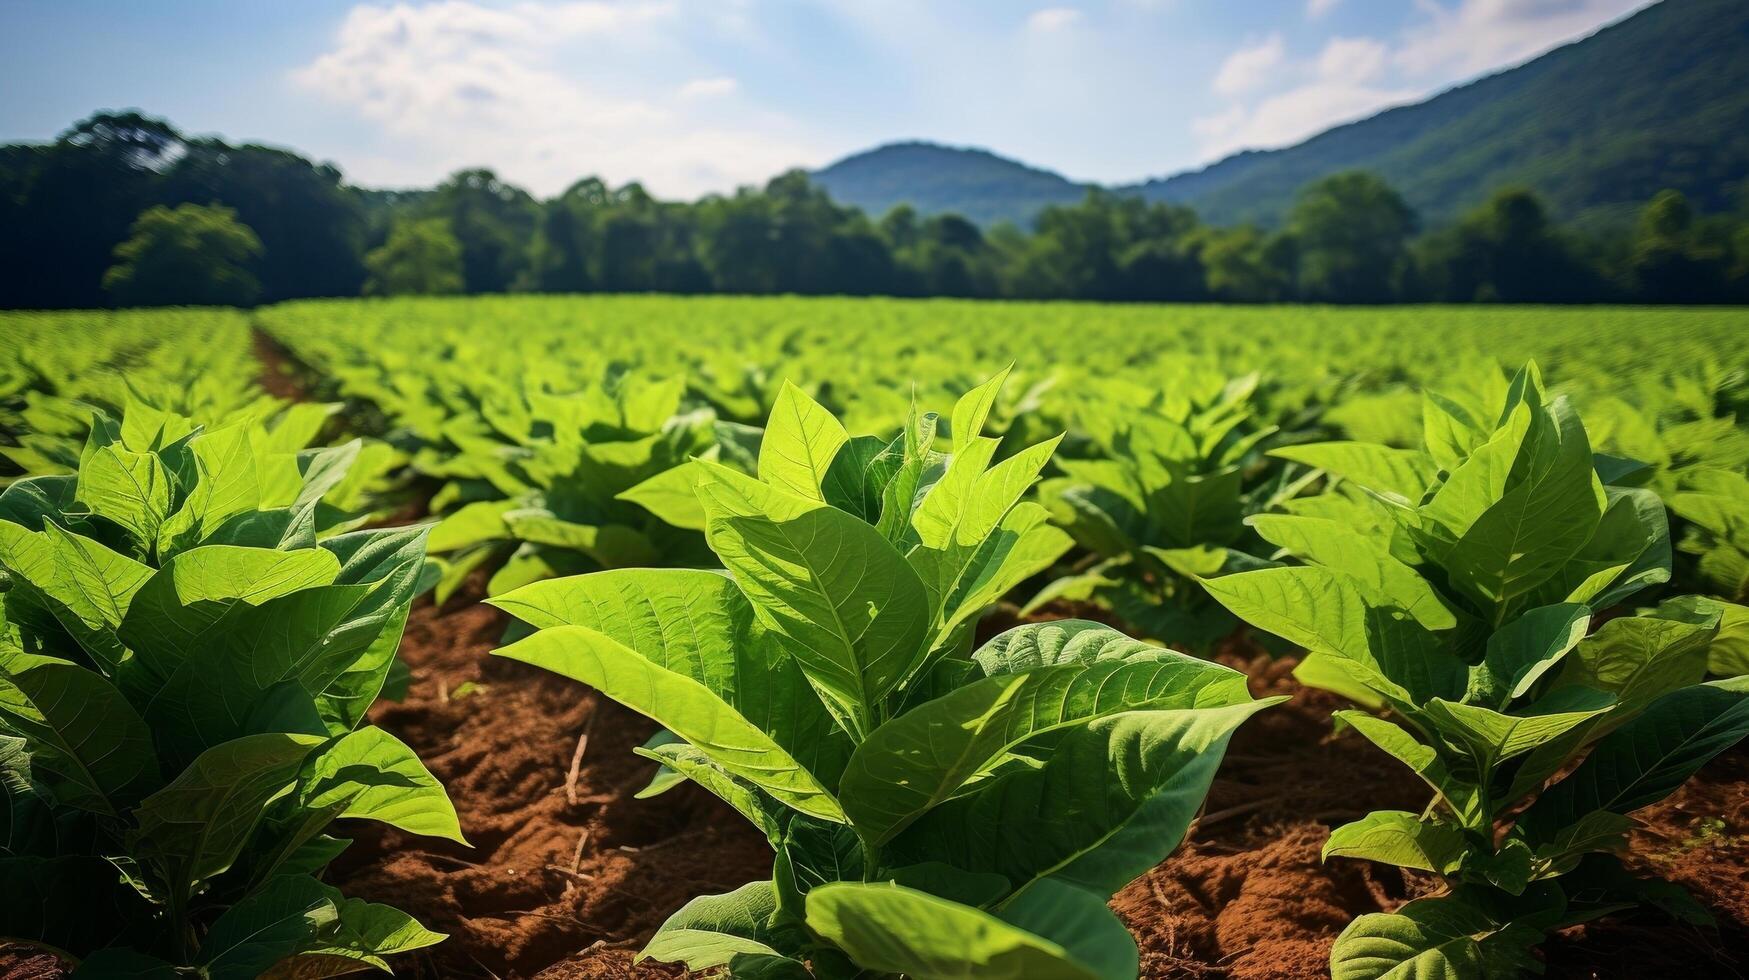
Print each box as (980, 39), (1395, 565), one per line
(812, 0), (1749, 230)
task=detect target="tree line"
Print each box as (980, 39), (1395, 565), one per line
(4, 111), (1748, 309)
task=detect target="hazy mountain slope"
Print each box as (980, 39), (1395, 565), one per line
(812, 141), (1089, 228)
(811, 0), (1748, 229)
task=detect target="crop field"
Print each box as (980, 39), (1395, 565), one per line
(3, 295), (1749, 980)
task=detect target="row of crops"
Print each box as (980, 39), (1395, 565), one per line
(2, 297), (1748, 979)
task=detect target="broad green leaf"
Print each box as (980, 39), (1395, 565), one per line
(495, 625), (845, 823)
(950, 365), (1011, 448)
(199, 873), (338, 980)
(1331, 894), (1541, 980)
(635, 742), (789, 842)
(1518, 683), (1749, 844)
(891, 702), (1278, 898)
(1426, 392), (1605, 615)
(298, 726), (466, 843)
(1420, 688), (1614, 768)
(427, 498), (520, 552)
(619, 458), (713, 532)
(117, 546), (342, 694)
(130, 732), (324, 896)
(75, 440), (172, 551)
(1269, 442), (1437, 499)
(1323, 811), (1466, 874)
(760, 382), (850, 502)
(490, 568), (848, 783)
(995, 878), (1139, 980)
(841, 628), (1253, 845)
(1466, 603), (1591, 707)
(1202, 566), (1464, 704)
(300, 887), (449, 973)
(806, 882), (1108, 980)
(1556, 612), (1713, 705)
(1333, 711), (1477, 825)
(642, 880), (787, 970)
(699, 464), (929, 735)
(0, 654), (157, 816)
(1247, 514), (1455, 630)
(821, 434), (895, 524)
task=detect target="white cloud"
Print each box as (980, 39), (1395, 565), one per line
(1196, 35), (1415, 160)
(1211, 35), (1285, 97)
(292, 1), (825, 197)
(1316, 36), (1388, 83)
(1395, 0), (1652, 79)
(1026, 7), (1082, 33)
(1192, 0), (1642, 165)
(678, 76), (738, 99)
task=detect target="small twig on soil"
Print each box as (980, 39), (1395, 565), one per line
(564, 697), (600, 806)
(1191, 797), (1275, 835)
(570, 829), (591, 872)
(437, 678), (449, 704)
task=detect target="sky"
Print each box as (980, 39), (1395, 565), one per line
(0, 0), (1653, 199)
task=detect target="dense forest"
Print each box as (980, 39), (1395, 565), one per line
(3, 111), (1748, 309)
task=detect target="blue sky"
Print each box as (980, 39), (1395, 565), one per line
(0, 0), (1651, 198)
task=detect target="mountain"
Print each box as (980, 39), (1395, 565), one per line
(812, 142), (1088, 228)
(813, 0), (1749, 230)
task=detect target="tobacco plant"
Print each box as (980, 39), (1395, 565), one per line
(1203, 363), (1749, 978)
(1026, 370), (1293, 648)
(492, 373), (1281, 979)
(419, 370), (742, 600)
(0, 407), (463, 976)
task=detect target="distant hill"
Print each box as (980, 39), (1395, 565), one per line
(813, 0), (1749, 230)
(812, 142), (1088, 228)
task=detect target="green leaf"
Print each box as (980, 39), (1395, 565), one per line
(1555, 612), (1714, 706)
(301, 887), (448, 973)
(840, 624), (1253, 845)
(298, 726), (465, 843)
(805, 882), (1108, 980)
(1247, 513), (1456, 630)
(1518, 683), (1749, 844)
(1333, 711), (1477, 824)
(490, 567), (848, 786)
(1331, 894), (1542, 980)
(1323, 811), (1467, 874)
(995, 878), (1139, 980)
(426, 498), (520, 552)
(1202, 565), (1465, 704)
(1423, 390), (1605, 615)
(75, 438), (172, 551)
(1269, 441), (1437, 500)
(950, 365), (1011, 448)
(698, 464), (929, 735)
(199, 874), (338, 980)
(1466, 603), (1591, 708)
(891, 701), (1278, 899)
(642, 880), (788, 970)
(759, 382), (850, 502)
(0, 654), (157, 816)
(1420, 688), (1615, 769)
(620, 459), (712, 531)
(821, 434), (895, 524)
(495, 624), (846, 823)
(117, 545), (342, 690)
(130, 732), (324, 898)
